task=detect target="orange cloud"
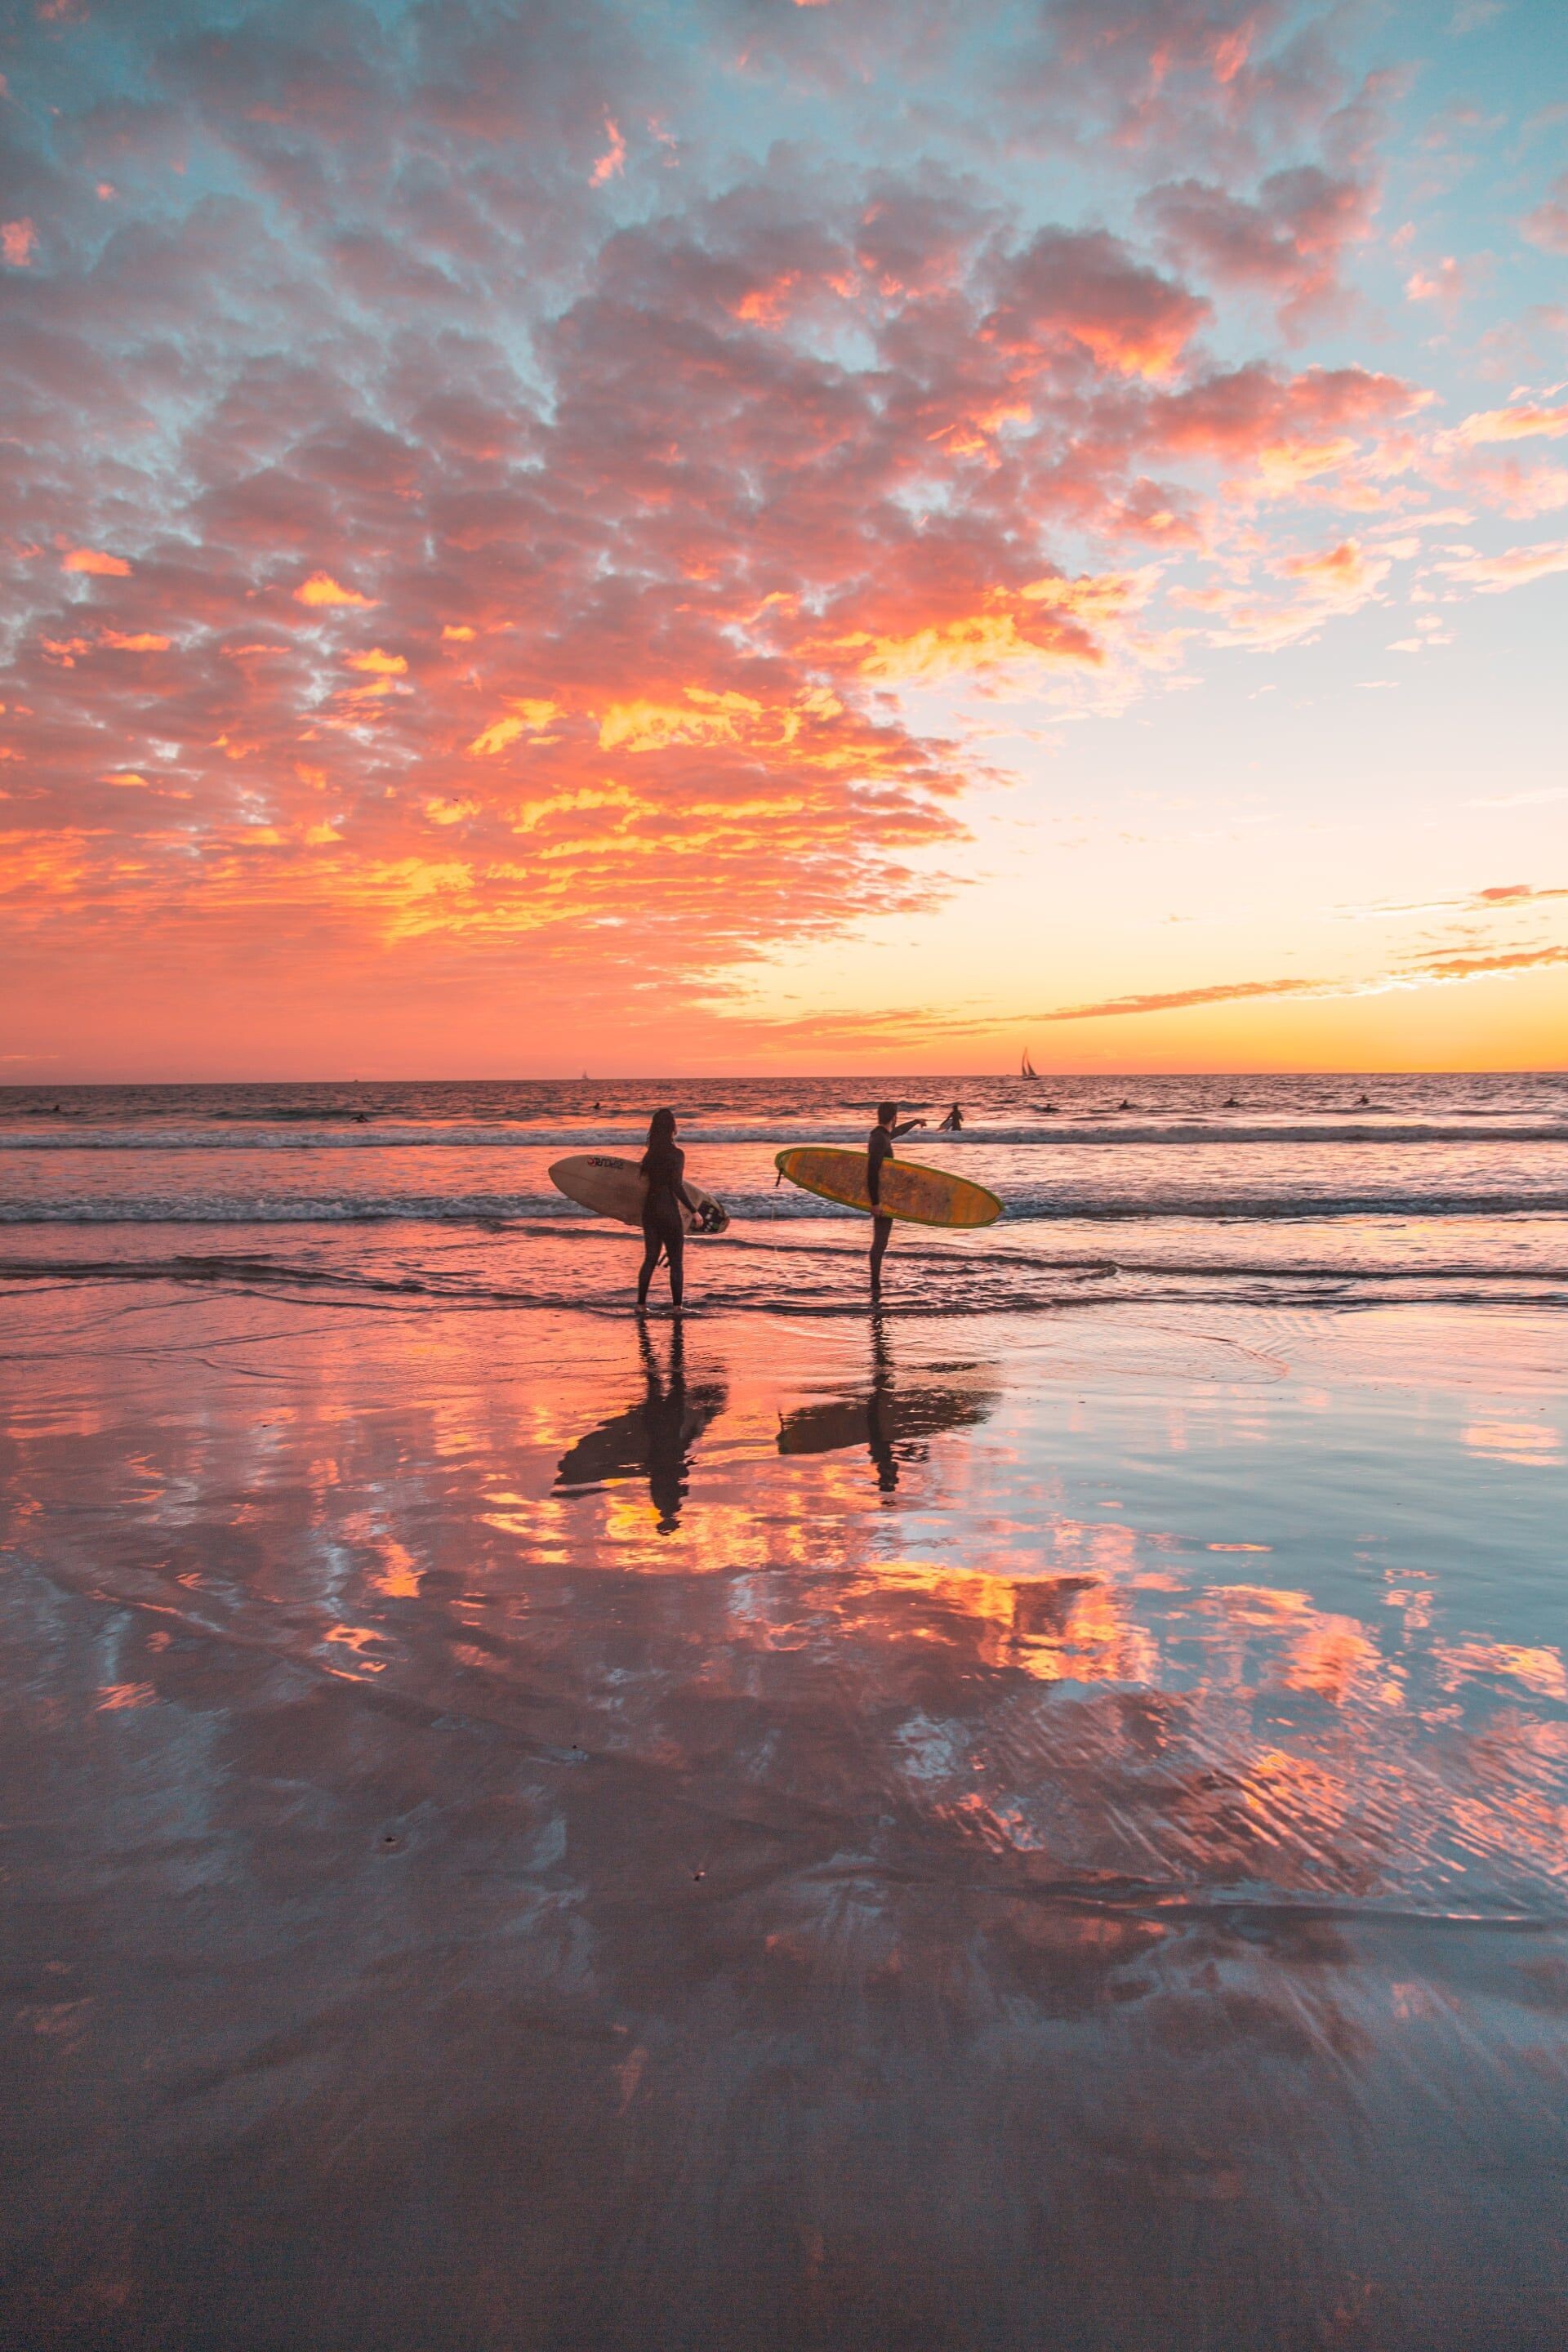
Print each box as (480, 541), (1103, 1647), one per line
(61, 549), (131, 577)
(295, 572), (378, 608)
(468, 701), (561, 755)
(833, 590), (1116, 683)
(1, 218), (36, 268)
(1255, 437), (1358, 491)
(729, 272), (804, 327)
(1414, 946), (1568, 981)
(599, 688), (791, 751)
(1277, 537), (1391, 608)
(343, 648), (408, 675)
(1041, 978), (1327, 1022)
(468, 715), (531, 755)
(1454, 401), (1568, 446)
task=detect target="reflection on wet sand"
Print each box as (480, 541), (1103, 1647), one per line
(555, 1319), (728, 1530)
(775, 1312), (999, 1491)
(1, 1294), (1566, 2347)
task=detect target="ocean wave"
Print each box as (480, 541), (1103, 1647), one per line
(2, 1118), (1567, 1151)
(4, 1186), (1568, 1226)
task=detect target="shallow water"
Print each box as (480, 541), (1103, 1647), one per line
(3, 1073), (1568, 1316)
(1, 1285), (1564, 2347)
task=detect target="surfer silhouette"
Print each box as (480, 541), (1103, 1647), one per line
(865, 1311), (898, 1491)
(938, 1103), (964, 1132)
(638, 1107), (697, 1311)
(867, 1099), (925, 1292)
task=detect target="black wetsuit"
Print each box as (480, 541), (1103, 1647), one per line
(867, 1120), (920, 1285)
(867, 1125), (895, 1209)
(639, 1140), (690, 1307)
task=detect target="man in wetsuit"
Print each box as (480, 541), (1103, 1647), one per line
(867, 1099), (925, 1293)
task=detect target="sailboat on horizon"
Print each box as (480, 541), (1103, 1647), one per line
(1020, 1049), (1038, 1080)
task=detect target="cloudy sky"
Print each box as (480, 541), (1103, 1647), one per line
(2, 0), (1565, 1076)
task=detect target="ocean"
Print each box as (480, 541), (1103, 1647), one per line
(3, 1070), (1566, 1315)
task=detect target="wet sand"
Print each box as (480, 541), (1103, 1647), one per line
(2, 1285), (1566, 2349)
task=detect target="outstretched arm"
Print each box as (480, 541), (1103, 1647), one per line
(892, 1117), (925, 1139)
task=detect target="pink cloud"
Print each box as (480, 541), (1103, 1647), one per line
(982, 228), (1210, 379)
(1, 218), (36, 269)
(1522, 172), (1568, 256)
(999, 0), (1345, 167)
(1435, 539), (1568, 590)
(590, 113), (626, 186)
(1142, 162), (1374, 332)
(1405, 255), (1471, 318)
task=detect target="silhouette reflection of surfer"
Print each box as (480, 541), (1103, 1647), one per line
(777, 1313), (997, 1497)
(555, 1321), (727, 1533)
(866, 1311), (898, 1491)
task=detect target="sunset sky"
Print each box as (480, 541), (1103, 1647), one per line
(2, 0), (1565, 1077)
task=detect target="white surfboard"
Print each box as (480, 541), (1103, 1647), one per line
(549, 1154), (728, 1234)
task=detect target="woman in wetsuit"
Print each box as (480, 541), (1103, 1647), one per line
(637, 1107), (697, 1311)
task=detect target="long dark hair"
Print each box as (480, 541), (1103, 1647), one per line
(646, 1107), (677, 1149)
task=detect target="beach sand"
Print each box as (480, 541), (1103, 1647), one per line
(2, 1284), (1566, 2348)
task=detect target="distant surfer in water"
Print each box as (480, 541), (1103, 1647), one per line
(938, 1103), (964, 1132)
(638, 1107), (697, 1312)
(867, 1099), (925, 1292)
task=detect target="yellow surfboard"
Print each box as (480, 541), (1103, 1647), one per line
(774, 1146), (1002, 1228)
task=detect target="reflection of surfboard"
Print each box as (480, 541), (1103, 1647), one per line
(777, 1383), (998, 1456)
(774, 1147), (1001, 1228)
(549, 1155), (728, 1234)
